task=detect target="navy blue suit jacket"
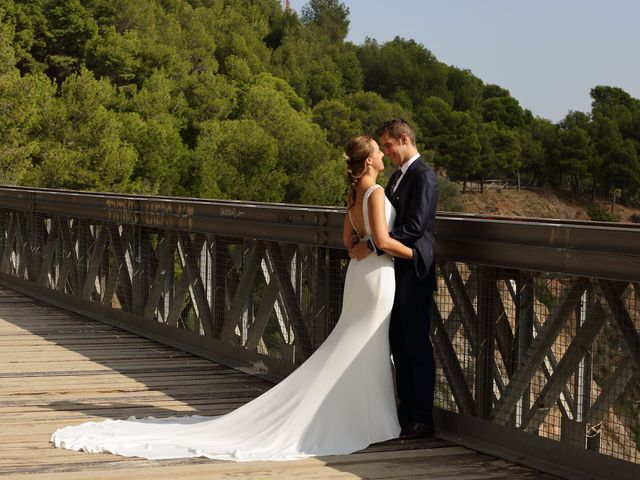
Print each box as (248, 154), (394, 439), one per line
(385, 157), (438, 282)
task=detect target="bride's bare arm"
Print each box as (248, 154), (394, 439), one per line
(368, 189), (413, 259)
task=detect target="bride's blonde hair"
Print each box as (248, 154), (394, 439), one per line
(344, 135), (373, 207)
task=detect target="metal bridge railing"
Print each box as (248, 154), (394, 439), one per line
(0, 186), (638, 479)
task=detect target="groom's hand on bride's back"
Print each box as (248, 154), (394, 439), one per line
(348, 240), (371, 261)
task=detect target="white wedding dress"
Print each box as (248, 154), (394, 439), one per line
(51, 185), (400, 461)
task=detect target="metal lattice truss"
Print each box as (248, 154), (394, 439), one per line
(1, 208), (639, 463)
(433, 261), (640, 458)
(0, 211), (345, 364)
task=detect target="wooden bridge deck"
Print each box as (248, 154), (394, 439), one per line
(0, 286), (560, 480)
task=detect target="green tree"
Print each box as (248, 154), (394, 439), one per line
(416, 96), (480, 187)
(129, 69), (188, 128)
(590, 112), (640, 202)
(272, 28), (345, 105)
(591, 85), (640, 163)
(0, 0), (42, 73)
(0, 10), (44, 183)
(333, 42), (363, 94)
(0, 70), (56, 184)
(240, 76), (342, 204)
(183, 70), (238, 129)
(85, 26), (143, 85)
(357, 37), (450, 110)
(483, 83), (510, 99)
(312, 98), (362, 148)
(447, 66), (484, 112)
(607, 139), (640, 202)
(557, 114), (594, 199)
(196, 119), (287, 202)
(477, 121), (521, 190)
(591, 85), (635, 124)
(36, 0), (99, 80)
(300, 0), (349, 43)
(211, 1), (271, 78)
(0, 9), (16, 75)
(177, 5), (219, 74)
(482, 95), (526, 129)
(343, 91), (410, 139)
(297, 154), (345, 206)
(6, 0), (640, 208)
(516, 125), (546, 188)
(24, 67), (136, 191)
(121, 111), (188, 195)
(253, 71), (306, 112)
(590, 114), (618, 197)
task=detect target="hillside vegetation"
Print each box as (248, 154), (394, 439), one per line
(1, 0), (639, 212)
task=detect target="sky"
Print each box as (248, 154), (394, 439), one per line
(287, 0), (640, 123)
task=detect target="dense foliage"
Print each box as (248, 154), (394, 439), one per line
(1, 0), (639, 206)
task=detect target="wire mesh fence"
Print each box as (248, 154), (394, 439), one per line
(433, 264), (640, 464)
(0, 187), (638, 470)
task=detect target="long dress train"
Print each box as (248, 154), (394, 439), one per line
(51, 184), (399, 461)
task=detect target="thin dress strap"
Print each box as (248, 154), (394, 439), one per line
(363, 184), (383, 252)
(347, 209), (363, 240)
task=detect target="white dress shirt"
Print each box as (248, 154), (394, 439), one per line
(392, 154), (420, 193)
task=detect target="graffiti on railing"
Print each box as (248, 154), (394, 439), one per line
(105, 199), (139, 224)
(105, 199), (195, 229)
(141, 201), (194, 229)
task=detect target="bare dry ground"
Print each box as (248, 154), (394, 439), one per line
(460, 188), (640, 223)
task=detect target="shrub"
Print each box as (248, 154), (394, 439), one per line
(437, 176), (464, 212)
(587, 204), (620, 222)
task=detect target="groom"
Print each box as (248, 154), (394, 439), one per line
(350, 119), (438, 439)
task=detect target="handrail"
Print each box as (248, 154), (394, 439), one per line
(0, 185), (638, 282)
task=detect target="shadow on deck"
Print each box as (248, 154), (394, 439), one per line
(0, 286), (561, 480)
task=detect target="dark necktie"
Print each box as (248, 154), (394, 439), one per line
(387, 170), (402, 194)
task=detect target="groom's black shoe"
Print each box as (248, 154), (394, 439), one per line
(400, 421), (435, 439)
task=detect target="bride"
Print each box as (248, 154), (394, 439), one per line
(51, 134), (415, 461)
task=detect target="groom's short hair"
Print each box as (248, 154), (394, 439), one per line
(376, 119), (416, 146)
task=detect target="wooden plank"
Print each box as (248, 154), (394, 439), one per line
(0, 448), (546, 480)
(0, 285), (556, 480)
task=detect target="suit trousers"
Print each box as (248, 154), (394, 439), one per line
(389, 258), (436, 425)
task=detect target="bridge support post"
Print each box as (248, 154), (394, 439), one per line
(476, 267), (497, 419)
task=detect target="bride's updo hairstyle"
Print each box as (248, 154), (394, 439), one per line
(344, 134), (374, 207)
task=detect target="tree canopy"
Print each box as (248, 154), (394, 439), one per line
(0, 0), (639, 206)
